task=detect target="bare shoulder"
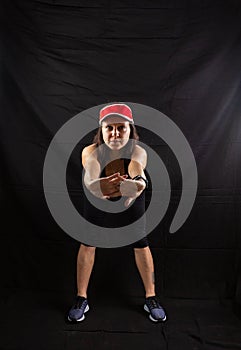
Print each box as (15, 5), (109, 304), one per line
(82, 143), (97, 156)
(133, 144), (146, 156)
(131, 145), (147, 168)
(82, 143), (98, 166)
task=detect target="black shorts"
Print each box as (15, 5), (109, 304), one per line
(130, 236), (149, 248)
(82, 235), (149, 249)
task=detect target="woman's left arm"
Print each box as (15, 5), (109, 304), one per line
(128, 145), (147, 183)
(121, 145), (148, 207)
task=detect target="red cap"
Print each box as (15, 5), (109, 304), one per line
(99, 103), (134, 125)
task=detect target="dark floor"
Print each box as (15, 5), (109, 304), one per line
(0, 289), (241, 350)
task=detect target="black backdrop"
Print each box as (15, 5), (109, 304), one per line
(1, 0), (241, 312)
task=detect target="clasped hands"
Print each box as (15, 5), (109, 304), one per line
(89, 172), (146, 207)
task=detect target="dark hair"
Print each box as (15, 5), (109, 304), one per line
(93, 123), (139, 161)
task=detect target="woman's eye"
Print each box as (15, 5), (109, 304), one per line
(118, 126), (126, 131)
(107, 126), (113, 130)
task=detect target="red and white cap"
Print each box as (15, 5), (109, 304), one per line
(99, 103), (134, 125)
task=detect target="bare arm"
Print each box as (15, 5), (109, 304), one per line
(128, 145), (147, 182)
(82, 144), (101, 189)
(120, 145), (148, 207)
(82, 144), (127, 198)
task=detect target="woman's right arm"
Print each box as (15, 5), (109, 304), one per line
(82, 144), (102, 196)
(82, 144), (125, 198)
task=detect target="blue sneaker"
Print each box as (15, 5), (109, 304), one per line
(68, 296), (89, 322)
(144, 296), (167, 322)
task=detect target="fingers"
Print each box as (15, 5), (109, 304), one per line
(109, 173), (128, 184)
(102, 195), (110, 199)
(124, 196), (135, 207)
(107, 172), (128, 179)
(108, 173), (121, 183)
(107, 172), (121, 180)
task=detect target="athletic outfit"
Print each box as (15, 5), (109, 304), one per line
(68, 104), (167, 323)
(82, 157), (149, 248)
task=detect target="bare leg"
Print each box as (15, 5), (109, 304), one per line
(134, 246), (156, 298)
(76, 244), (96, 298)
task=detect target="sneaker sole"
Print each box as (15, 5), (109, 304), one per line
(68, 304), (90, 322)
(144, 304), (167, 322)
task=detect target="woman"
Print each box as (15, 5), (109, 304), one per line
(68, 103), (166, 323)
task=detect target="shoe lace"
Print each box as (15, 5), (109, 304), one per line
(147, 297), (160, 310)
(74, 296), (86, 309)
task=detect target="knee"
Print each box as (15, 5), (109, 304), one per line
(134, 246), (149, 255)
(80, 244), (96, 255)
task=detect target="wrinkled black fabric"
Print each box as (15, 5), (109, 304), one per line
(0, 1), (241, 349)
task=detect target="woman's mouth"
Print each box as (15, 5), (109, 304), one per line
(109, 140), (122, 144)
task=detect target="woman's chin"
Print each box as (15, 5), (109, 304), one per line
(108, 143), (124, 150)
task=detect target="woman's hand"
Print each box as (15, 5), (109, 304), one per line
(119, 179), (146, 207)
(87, 171), (146, 207)
(88, 173), (128, 199)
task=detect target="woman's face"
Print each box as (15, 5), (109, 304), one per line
(101, 116), (131, 151)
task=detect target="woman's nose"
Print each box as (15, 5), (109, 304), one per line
(111, 127), (119, 137)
